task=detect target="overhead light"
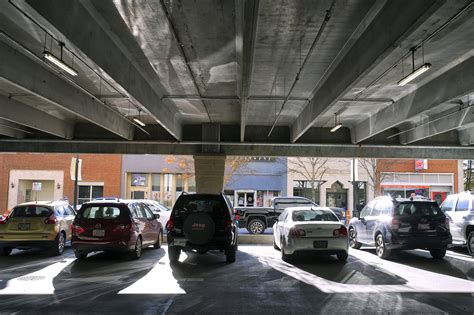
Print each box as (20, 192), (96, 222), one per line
(397, 63), (431, 86)
(43, 50), (78, 76)
(330, 123), (342, 133)
(330, 113), (342, 133)
(133, 109), (146, 127)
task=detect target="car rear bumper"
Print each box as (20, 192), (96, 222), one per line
(285, 237), (348, 255)
(388, 234), (452, 250)
(72, 240), (134, 253)
(168, 234), (237, 251)
(0, 240), (56, 248)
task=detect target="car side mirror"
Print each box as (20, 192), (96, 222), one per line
(353, 210), (360, 219)
(154, 213), (160, 219)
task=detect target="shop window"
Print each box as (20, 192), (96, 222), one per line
(176, 174), (183, 192)
(293, 180), (321, 204)
(151, 174), (161, 191)
(131, 174), (147, 186)
(78, 185), (103, 205)
(187, 177), (196, 193)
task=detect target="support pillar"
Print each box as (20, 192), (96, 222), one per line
(193, 155), (226, 194)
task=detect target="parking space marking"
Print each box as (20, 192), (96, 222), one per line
(241, 246), (474, 294)
(0, 258), (75, 295)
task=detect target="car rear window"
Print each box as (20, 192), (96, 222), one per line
(79, 206), (124, 219)
(292, 209), (338, 222)
(396, 202), (442, 217)
(11, 205), (51, 218)
(173, 195), (229, 218)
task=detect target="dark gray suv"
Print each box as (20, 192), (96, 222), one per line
(166, 193), (238, 263)
(349, 196), (452, 259)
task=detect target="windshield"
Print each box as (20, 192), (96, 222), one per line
(11, 205), (52, 218)
(173, 195), (229, 218)
(396, 202), (442, 217)
(79, 206), (123, 219)
(291, 209), (338, 222)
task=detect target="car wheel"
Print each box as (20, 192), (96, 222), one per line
(280, 237), (291, 262)
(349, 227), (362, 249)
(467, 231), (474, 257)
(247, 219), (265, 234)
(130, 237), (142, 260)
(225, 244), (237, 263)
(154, 230), (163, 249)
(74, 250), (88, 259)
(51, 232), (66, 256)
(375, 233), (391, 259)
(168, 245), (181, 263)
(273, 238), (280, 251)
(429, 247), (447, 259)
(0, 247), (13, 256)
(337, 251), (348, 262)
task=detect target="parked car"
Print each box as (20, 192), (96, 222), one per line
(236, 197), (317, 234)
(72, 200), (163, 260)
(328, 207), (348, 224)
(137, 199), (171, 230)
(166, 193), (238, 263)
(440, 191), (474, 256)
(273, 206), (349, 262)
(349, 196), (452, 259)
(0, 200), (76, 256)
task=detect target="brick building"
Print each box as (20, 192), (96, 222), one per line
(0, 153), (121, 213)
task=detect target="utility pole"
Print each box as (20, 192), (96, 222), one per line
(73, 154), (79, 210)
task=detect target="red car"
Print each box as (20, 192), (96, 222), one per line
(72, 200), (163, 259)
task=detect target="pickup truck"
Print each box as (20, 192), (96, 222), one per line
(235, 197), (317, 234)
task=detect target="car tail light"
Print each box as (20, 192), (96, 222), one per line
(72, 224), (85, 234)
(235, 214), (240, 221)
(289, 228), (306, 237)
(0, 216), (8, 224)
(391, 218), (400, 230)
(166, 218), (174, 232)
(225, 220), (232, 232)
(333, 226), (348, 237)
(44, 215), (57, 224)
(113, 224), (131, 233)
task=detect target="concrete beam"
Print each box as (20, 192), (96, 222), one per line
(26, 0), (182, 140)
(0, 41), (134, 140)
(354, 56), (474, 143)
(0, 94), (74, 139)
(400, 106), (474, 144)
(459, 128), (474, 146)
(0, 139), (472, 159)
(0, 125), (25, 138)
(291, 0), (442, 142)
(238, 0), (260, 142)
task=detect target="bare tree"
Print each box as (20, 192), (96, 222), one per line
(464, 160), (473, 191)
(287, 157), (329, 202)
(224, 156), (256, 186)
(359, 158), (401, 197)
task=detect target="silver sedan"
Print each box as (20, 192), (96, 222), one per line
(273, 207), (349, 262)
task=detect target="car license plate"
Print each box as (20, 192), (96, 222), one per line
(418, 223), (430, 230)
(18, 223), (30, 230)
(92, 229), (105, 237)
(313, 240), (328, 248)
(173, 238), (186, 246)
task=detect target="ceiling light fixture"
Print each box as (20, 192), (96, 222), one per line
(330, 113), (342, 133)
(397, 48), (430, 86)
(43, 42), (78, 76)
(133, 109), (146, 127)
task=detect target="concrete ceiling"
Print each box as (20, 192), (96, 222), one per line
(0, 0), (473, 158)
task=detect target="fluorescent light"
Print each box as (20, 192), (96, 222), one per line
(43, 51), (78, 76)
(330, 123), (342, 133)
(133, 118), (146, 127)
(397, 63), (431, 86)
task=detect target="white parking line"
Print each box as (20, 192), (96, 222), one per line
(0, 258), (75, 295)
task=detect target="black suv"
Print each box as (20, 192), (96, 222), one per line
(166, 193), (238, 263)
(349, 196), (451, 259)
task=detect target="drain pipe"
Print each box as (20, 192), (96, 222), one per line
(268, 0), (336, 137)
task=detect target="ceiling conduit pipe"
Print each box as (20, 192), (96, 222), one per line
(267, 0), (336, 137)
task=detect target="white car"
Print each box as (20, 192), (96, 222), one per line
(273, 206), (349, 262)
(136, 200), (171, 229)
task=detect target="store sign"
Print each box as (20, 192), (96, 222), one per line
(415, 159), (428, 170)
(32, 182), (42, 191)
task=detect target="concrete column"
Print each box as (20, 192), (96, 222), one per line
(193, 155), (226, 194)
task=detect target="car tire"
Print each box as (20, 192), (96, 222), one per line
(51, 232), (66, 256)
(280, 237), (291, 262)
(130, 237), (142, 260)
(429, 247), (447, 259)
(154, 230), (163, 249)
(168, 245), (181, 263)
(225, 244), (237, 263)
(337, 251), (348, 262)
(467, 231), (474, 257)
(247, 219), (266, 234)
(375, 233), (391, 259)
(273, 239), (280, 251)
(74, 250), (88, 259)
(0, 247), (12, 256)
(349, 227), (362, 249)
